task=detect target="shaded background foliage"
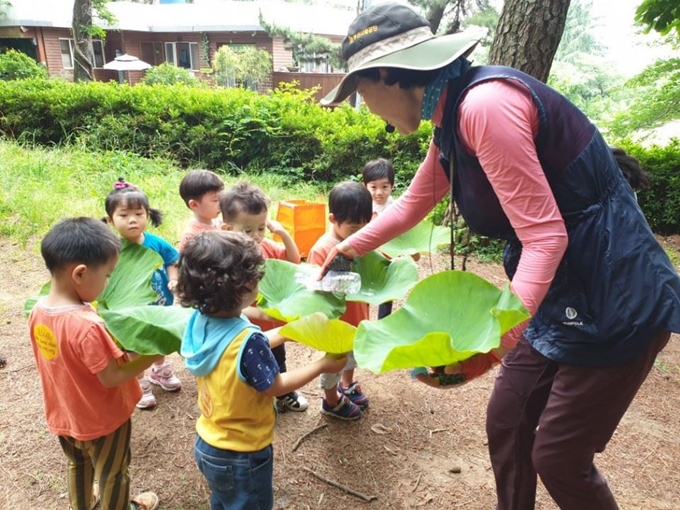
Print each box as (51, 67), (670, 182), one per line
(0, 76), (677, 234)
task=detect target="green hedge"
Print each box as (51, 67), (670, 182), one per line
(0, 79), (430, 186)
(619, 139), (680, 235)
(0, 79), (678, 233)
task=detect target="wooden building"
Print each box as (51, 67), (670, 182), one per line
(0, 0), (349, 96)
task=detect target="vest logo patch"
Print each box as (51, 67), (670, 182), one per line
(565, 307), (578, 320)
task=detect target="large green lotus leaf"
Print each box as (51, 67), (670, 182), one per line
(345, 251), (419, 305)
(279, 312), (355, 354)
(100, 241), (164, 309)
(257, 260), (346, 322)
(99, 304), (193, 355)
(378, 220), (451, 258)
(24, 281), (51, 317)
(354, 271), (530, 373)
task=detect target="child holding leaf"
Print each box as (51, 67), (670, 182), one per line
(220, 181), (309, 413)
(178, 231), (346, 510)
(104, 178), (182, 410)
(308, 181), (373, 420)
(28, 217), (160, 510)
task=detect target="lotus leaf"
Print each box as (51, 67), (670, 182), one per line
(100, 241), (163, 308)
(354, 271), (530, 373)
(257, 260), (346, 321)
(345, 251), (419, 305)
(99, 304), (193, 355)
(279, 312), (355, 354)
(378, 220), (451, 258)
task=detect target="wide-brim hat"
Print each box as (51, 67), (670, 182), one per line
(321, 2), (479, 106)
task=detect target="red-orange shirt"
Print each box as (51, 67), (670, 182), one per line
(307, 232), (369, 326)
(259, 238), (288, 260)
(179, 219), (222, 252)
(28, 301), (141, 440)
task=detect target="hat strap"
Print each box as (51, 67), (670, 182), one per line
(347, 26), (434, 71)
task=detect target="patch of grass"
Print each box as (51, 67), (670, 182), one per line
(0, 140), (328, 247)
(664, 247), (680, 268)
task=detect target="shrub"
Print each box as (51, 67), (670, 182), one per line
(141, 63), (198, 86)
(0, 49), (48, 81)
(619, 139), (680, 234)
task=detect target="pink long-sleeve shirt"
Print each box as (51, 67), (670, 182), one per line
(348, 80), (569, 336)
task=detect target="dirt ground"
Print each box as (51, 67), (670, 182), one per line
(1, 238), (679, 510)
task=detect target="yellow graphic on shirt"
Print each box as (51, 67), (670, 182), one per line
(197, 378), (213, 417)
(33, 324), (59, 360)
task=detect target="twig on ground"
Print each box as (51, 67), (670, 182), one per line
(303, 466), (377, 502)
(411, 473), (422, 493)
(2, 364), (32, 374)
(455, 495), (476, 507)
(292, 423), (327, 452)
(429, 427), (449, 438)
(383, 445), (398, 456)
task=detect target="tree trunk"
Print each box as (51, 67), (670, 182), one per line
(72, 0), (94, 82)
(488, 0), (571, 83)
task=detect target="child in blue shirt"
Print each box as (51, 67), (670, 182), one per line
(104, 178), (182, 409)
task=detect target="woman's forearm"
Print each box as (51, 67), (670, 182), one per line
(347, 140), (450, 255)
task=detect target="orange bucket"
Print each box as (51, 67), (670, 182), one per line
(274, 199), (326, 258)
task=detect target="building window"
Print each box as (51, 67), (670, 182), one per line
(59, 38), (105, 69)
(164, 41), (199, 71)
(60, 39), (73, 69)
(299, 53), (331, 73)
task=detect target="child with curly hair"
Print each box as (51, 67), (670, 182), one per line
(178, 231), (346, 509)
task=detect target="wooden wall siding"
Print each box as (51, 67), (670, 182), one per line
(271, 72), (344, 102)
(23, 28), (347, 92)
(41, 27), (72, 78)
(271, 37), (294, 71)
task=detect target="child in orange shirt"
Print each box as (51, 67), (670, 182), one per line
(220, 181), (308, 412)
(28, 217), (160, 510)
(178, 169), (225, 253)
(307, 181), (373, 420)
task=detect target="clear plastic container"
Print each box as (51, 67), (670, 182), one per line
(320, 270), (362, 294)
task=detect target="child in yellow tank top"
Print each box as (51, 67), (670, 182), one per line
(177, 231), (346, 510)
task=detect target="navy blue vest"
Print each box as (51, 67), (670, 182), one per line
(434, 66), (680, 366)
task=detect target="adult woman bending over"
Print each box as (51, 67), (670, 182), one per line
(321, 3), (680, 509)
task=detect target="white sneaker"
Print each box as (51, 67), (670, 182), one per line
(149, 362), (182, 392)
(277, 391), (309, 412)
(136, 378), (157, 409)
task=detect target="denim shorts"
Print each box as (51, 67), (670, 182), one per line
(194, 435), (274, 510)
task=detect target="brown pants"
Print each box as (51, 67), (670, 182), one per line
(486, 331), (670, 510)
(58, 418), (133, 510)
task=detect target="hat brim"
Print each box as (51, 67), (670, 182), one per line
(321, 32), (479, 106)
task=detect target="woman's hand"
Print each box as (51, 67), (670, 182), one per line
(413, 349), (504, 389)
(317, 243), (359, 279)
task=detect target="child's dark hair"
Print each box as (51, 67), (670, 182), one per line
(177, 231), (265, 315)
(329, 181), (373, 224)
(179, 169), (225, 207)
(611, 147), (650, 191)
(219, 181), (269, 223)
(362, 158), (395, 186)
(104, 177), (163, 227)
(41, 217), (121, 273)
